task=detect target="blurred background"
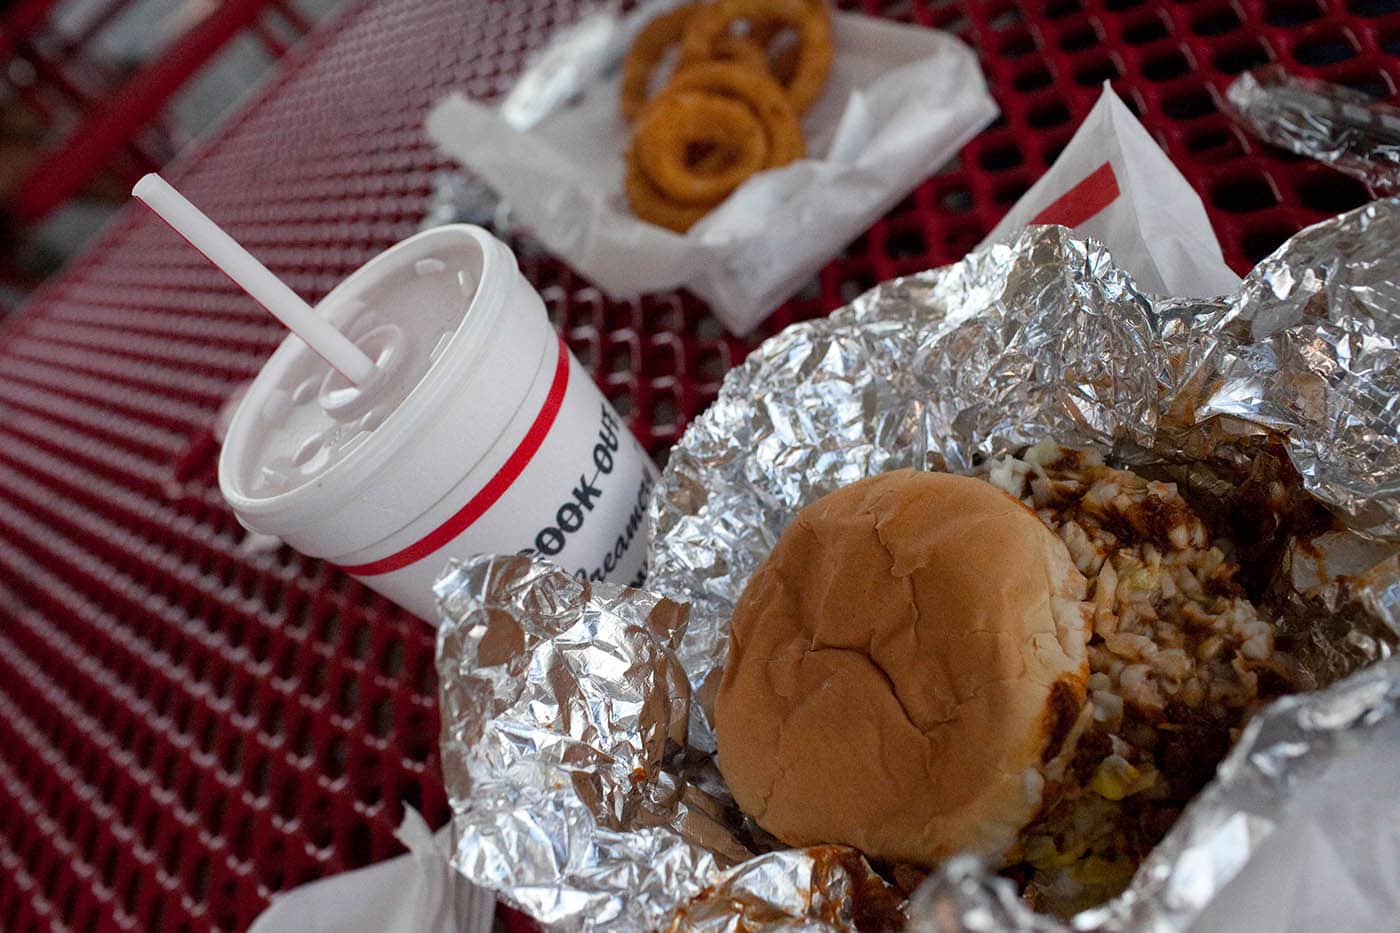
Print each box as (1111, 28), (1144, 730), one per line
(0, 0), (352, 310)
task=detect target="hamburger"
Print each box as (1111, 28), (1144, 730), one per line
(715, 443), (1299, 915)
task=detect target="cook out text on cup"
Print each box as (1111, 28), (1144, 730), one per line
(209, 222), (657, 622)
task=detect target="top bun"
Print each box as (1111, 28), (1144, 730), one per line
(715, 469), (1090, 866)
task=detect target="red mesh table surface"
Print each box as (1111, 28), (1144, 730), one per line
(0, 0), (1396, 930)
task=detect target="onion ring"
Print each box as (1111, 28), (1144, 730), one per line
(745, 7), (812, 85)
(665, 61), (804, 167)
(632, 90), (771, 204)
(766, 26), (803, 85)
(619, 3), (698, 122)
(623, 155), (719, 233)
(709, 33), (771, 74)
(679, 0), (833, 115)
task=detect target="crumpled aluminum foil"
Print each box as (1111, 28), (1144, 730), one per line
(1225, 66), (1400, 194)
(665, 845), (908, 932)
(434, 556), (726, 929)
(1201, 198), (1400, 534)
(436, 199), (1400, 931)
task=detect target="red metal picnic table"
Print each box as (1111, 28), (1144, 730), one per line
(0, 0), (1396, 930)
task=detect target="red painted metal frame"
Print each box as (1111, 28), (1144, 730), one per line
(0, 0), (65, 59)
(5, 0), (311, 223)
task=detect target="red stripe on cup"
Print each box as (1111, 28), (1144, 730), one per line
(340, 336), (571, 577)
(1031, 162), (1120, 229)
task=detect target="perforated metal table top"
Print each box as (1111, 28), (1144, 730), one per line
(1, 0), (1397, 930)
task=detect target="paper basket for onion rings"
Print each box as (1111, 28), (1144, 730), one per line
(427, 6), (997, 334)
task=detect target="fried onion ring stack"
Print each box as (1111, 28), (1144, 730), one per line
(619, 0), (834, 232)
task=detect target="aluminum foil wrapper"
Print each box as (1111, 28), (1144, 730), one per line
(434, 556), (726, 929)
(436, 199), (1400, 931)
(1201, 198), (1400, 533)
(1226, 66), (1400, 195)
(664, 846), (906, 932)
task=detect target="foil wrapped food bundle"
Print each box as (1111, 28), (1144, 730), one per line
(434, 198), (1400, 931)
(1226, 66), (1400, 196)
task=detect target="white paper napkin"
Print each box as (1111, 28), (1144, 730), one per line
(428, 12), (997, 334)
(246, 808), (493, 933)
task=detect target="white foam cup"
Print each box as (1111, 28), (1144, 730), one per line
(218, 224), (657, 622)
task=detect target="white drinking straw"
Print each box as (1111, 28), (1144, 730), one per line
(132, 173), (376, 385)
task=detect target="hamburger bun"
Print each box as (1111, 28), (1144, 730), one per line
(715, 469), (1091, 866)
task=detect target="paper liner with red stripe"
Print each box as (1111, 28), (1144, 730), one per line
(1030, 162), (1121, 229)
